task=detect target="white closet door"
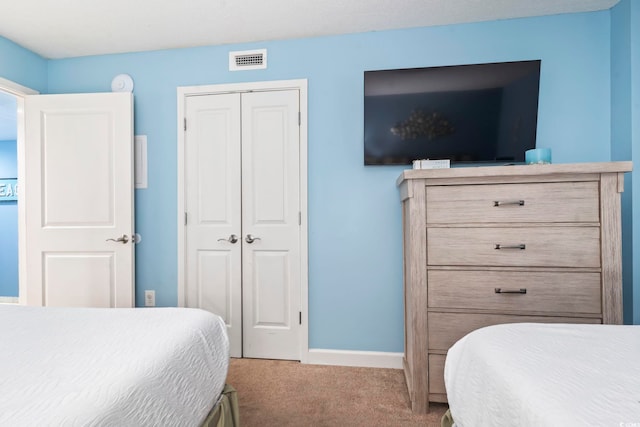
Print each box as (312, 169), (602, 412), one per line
(241, 90), (301, 360)
(24, 92), (134, 307)
(184, 93), (243, 357)
(184, 89), (301, 360)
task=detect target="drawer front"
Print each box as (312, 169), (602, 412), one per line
(427, 226), (601, 267)
(428, 354), (446, 395)
(426, 181), (599, 224)
(428, 312), (602, 351)
(427, 270), (602, 314)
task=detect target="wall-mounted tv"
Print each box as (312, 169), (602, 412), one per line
(364, 60), (541, 165)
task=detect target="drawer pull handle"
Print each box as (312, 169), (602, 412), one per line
(494, 200), (525, 207)
(495, 288), (527, 294)
(494, 244), (526, 250)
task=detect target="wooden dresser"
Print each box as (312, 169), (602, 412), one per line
(397, 162), (632, 413)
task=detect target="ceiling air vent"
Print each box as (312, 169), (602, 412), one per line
(229, 49), (267, 71)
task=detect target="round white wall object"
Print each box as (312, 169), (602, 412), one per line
(111, 74), (134, 92)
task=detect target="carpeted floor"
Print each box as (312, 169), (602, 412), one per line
(226, 358), (448, 427)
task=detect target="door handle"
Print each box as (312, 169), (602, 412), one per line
(217, 234), (238, 244)
(245, 234), (261, 244)
(106, 234), (129, 244)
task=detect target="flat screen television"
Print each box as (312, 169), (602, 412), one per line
(364, 60), (541, 165)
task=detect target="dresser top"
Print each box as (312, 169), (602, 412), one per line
(397, 161), (632, 186)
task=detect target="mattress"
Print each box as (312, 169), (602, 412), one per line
(444, 323), (640, 427)
(0, 305), (229, 427)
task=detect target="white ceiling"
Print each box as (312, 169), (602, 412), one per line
(0, 0), (619, 60)
(0, 0), (620, 141)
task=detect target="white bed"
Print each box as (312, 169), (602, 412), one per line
(0, 305), (230, 427)
(444, 323), (640, 427)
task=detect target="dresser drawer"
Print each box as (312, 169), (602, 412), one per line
(428, 354), (446, 395)
(428, 312), (601, 351)
(426, 181), (599, 224)
(427, 270), (602, 313)
(427, 226), (601, 267)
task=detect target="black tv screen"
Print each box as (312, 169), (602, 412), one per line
(364, 60), (541, 165)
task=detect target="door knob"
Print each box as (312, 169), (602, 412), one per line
(218, 234), (238, 244)
(106, 234), (129, 244)
(245, 234), (261, 244)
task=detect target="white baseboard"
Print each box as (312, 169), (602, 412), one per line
(305, 349), (404, 369)
(0, 296), (19, 304)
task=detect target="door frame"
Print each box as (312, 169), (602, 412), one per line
(176, 79), (309, 363)
(0, 77), (39, 305)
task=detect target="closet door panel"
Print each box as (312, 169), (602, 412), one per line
(241, 90), (301, 360)
(185, 93), (242, 357)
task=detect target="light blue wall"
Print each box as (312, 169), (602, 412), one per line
(0, 36), (47, 93)
(0, 140), (18, 297)
(611, 0), (640, 324)
(632, 1), (640, 325)
(45, 11), (619, 351)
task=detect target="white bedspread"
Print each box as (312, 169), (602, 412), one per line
(444, 323), (640, 427)
(0, 305), (229, 427)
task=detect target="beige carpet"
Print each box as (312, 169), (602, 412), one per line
(226, 358), (448, 427)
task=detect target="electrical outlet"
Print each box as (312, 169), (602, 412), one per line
(144, 290), (155, 307)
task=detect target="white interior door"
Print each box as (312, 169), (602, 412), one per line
(184, 89), (301, 360)
(24, 92), (134, 307)
(184, 93), (243, 357)
(241, 90), (300, 360)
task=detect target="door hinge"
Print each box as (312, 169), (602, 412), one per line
(298, 211), (301, 225)
(184, 212), (188, 225)
(299, 311), (302, 325)
(184, 118), (187, 131)
(298, 112), (301, 126)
